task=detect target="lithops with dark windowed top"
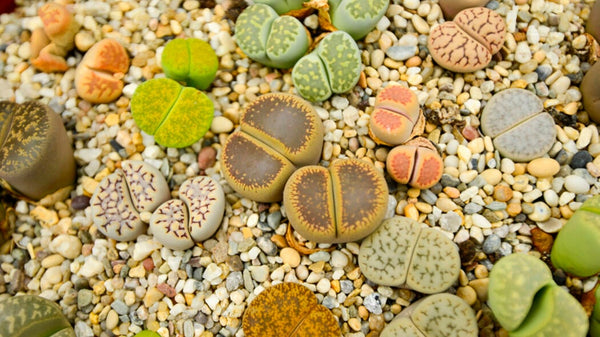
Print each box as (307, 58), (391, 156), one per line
(0, 295), (75, 337)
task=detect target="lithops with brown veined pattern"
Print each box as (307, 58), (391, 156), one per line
(283, 158), (388, 243)
(221, 93), (323, 203)
(90, 161), (170, 241)
(386, 137), (444, 189)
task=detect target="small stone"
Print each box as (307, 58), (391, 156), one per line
(530, 227), (553, 254)
(482, 234), (501, 254)
(364, 293), (383, 314)
(385, 45), (417, 61)
(564, 175), (590, 194)
(210, 116), (234, 133)
(157, 283), (176, 298)
(78, 289), (93, 308)
(330, 250), (349, 268)
(280, 247), (301, 267)
(528, 202), (551, 222)
(570, 151), (593, 169)
(256, 236), (277, 255)
(493, 185), (513, 202)
(527, 158), (560, 177)
(71, 195), (91, 210)
(198, 146), (217, 170)
(111, 299), (129, 315)
(79, 257), (104, 278)
(49, 234), (82, 259)
(472, 213), (492, 229)
(132, 240), (162, 261)
(439, 211), (462, 233)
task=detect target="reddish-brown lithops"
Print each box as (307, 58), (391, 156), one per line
(438, 0), (490, 19)
(150, 176), (225, 250)
(283, 158), (388, 244)
(90, 161), (170, 241)
(221, 93), (323, 202)
(386, 137), (443, 189)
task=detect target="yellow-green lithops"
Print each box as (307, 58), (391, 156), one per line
(253, 0), (306, 14)
(0, 295), (75, 337)
(329, 0), (389, 40)
(591, 286), (600, 337)
(161, 38), (218, 90)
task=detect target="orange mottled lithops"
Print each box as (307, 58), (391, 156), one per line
(283, 158), (388, 244)
(368, 84), (423, 146)
(221, 93), (323, 203)
(428, 7), (506, 72)
(386, 137), (443, 189)
(242, 282), (341, 337)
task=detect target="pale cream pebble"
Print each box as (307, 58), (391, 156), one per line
(280, 247), (301, 268)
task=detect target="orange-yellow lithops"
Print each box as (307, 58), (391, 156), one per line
(369, 84), (422, 146)
(221, 93), (324, 203)
(386, 137), (443, 189)
(283, 158), (388, 243)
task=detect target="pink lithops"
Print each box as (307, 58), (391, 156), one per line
(386, 137), (444, 189)
(90, 161), (170, 241)
(369, 84), (422, 146)
(150, 176), (225, 250)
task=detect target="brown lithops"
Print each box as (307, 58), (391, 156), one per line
(438, 0), (490, 19)
(0, 101), (75, 200)
(386, 137), (443, 189)
(90, 161), (170, 241)
(222, 93), (323, 203)
(581, 61), (600, 124)
(75, 38), (130, 103)
(283, 158), (388, 244)
(242, 282), (341, 337)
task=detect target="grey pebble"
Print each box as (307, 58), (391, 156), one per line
(111, 299), (129, 315)
(464, 203), (483, 214)
(364, 293), (383, 314)
(195, 312), (208, 324)
(486, 0), (499, 10)
(226, 271), (243, 291)
(499, 242), (513, 256)
(420, 189), (438, 204)
(385, 45), (417, 61)
(184, 320), (194, 337)
(536, 65), (553, 81)
(309, 251), (331, 262)
(74, 321), (94, 337)
(440, 175), (460, 187)
(439, 212), (462, 233)
(119, 314), (130, 323)
(256, 236), (278, 256)
(535, 82), (549, 97)
(493, 225), (510, 238)
(340, 280), (354, 294)
(322, 296), (339, 309)
(485, 201), (507, 211)
(193, 267), (204, 280)
(267, 211), (282, 229)
(77, 289), (93, 308)
(130, 312), (144, 326)
(467, 176), (487, 188)
(482, 234), (501, 254)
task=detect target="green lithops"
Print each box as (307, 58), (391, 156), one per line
(133, 331), (161, 337)
(235, 4), (310, 69)
(253, 0), (306, 14)
(292, 30), (361, 102)
(488, 253), (588, 337)
(551, 194), (600, 277)
(131, 78), (214, 148)
(161, 38), (218, 90)
(329, 0), (389, 40)
(0, 295), (75, 337)
(592, 286), (600, 337)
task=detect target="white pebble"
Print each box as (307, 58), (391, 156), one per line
(564, 175), (589, 194)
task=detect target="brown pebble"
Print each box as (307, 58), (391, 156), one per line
(198, 146), (217, 170)
(461, 125), (480, 141)
(405, 56), (422, 68)
(530, 227), (553, 254)
(142, 257), (154, 271)
(157, 283), (176, 298)
(71, 195), (91, 210)
(493, 185), (513, 202)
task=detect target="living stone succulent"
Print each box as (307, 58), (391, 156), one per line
(234, 4), (310, 69)
(328, 0), (389, 40)
(386, 137), (444, 189)
(592, 286), (600, 337)
(133, 331), (161, 337)
(161, 38), (218, 90)
(253, 0), (306, 14)
(581, 60), (600, 124)
(438, 0), (490, 19)
(488, 253), (588, 337)
(0, 295), (75, 337)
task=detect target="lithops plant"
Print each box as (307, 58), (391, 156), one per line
(328, 0), (389, 40)
(359, 216), (460, 294)
(253, 0), (306, 14)
(235, 4), (310, 69)
(75, 38), (130, 104)
(438, 0), (490, 19)
(283, 158), (388, 243)
(0, 295), (75, 337)
(592, 286), (600, 337)
(242, 282), (341, 337)
(587, 0), (600, 43)
(150, 176), (225, 250)
(292, 30), (361, 102)
(428, 7), (506, 72)
(386, 137), (443, 189)
(550, 194), (600, 277)
(488, 253), (588, 337)
(221, 93), (323, 202)
(581, 61), (600, 124)
(0, 101), (75, 201)
(131, 78), (214, 148)
(90, 160), (170, 241)
(161, 38), (218, 90)
(380, 293), (478, 337)
(133, 331), (161, 337)
(480, 88), (556, 162)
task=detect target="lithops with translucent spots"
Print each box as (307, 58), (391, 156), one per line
(253, 0), (306, 14)
(480, 88), (556, 162)
(91, 161), (170, 241)
(131, 78), (214, 148)
(235, 4), (309, 69)
(292, 31), (361, 102)
(283, 158), (388, 243)
(0, 295), (75, 337)
(359, 216), (460, 293)
(161, 38), (218, 90)
(242, 282), (341, 337)
(222, 93), (323, 202)
(428, 7), (506, 72)
(328, 0), (389, 40)
(581, 60), (600, 123)
(0, 101), (75, 200)
(488, 253), (588, 337)
(150, 176), (225, 250)
(386, 137), (443, 189)
(369, 84), (422, 146)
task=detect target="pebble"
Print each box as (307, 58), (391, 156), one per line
(364, 293), (383, 314)
(527, 158), (560, 177)
(482, 234), (501, 254)
(385, 45), (417, 61)
(79, 257), (104, 278)
(439, 212), (462, 232)
(49, 234), (82, 259)
(570, 151), (593, 169)
(210, 116), (234, 134)
(564, 175), (589, 194)
(330, 250), (349, 268)
(280, 247), (301, 268)
(528, 202), (551, 222)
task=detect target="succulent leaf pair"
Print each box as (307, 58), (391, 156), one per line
(0, 295), (75, 337)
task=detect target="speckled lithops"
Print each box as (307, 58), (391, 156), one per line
(161, 38), (218, 90)
(386, 137), (443, 189)
(488, 253), (588, 337)
(480, 88), (556, 162)
(283, 158), (388, 243)
(150, 176), (225, 250)
(428, 7), (506, 72)
(90, 160), (170, 241)
(235, 4), (310, 69)
(0, 295), (75, 337)
(359, 216), (460, 293)
(221, 93), (323, 202)
(329, 0), (389, 40)
(380, 293), (478, 337)
(292, 30), (361, 102)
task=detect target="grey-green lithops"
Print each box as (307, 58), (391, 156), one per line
(591, 286), (600, 337)
(329, 0), (389, 40)
(292, 30), (361, 102)
(253, 0), (306, 14)
(358, 216), (460, 294)
(488, 253), (588, 337)
(234, 4), (310, 69)
(0, 295), (75, 337)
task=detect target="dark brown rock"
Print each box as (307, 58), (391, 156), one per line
(581, 61), (600, 123)
(587, 0), (600, 43)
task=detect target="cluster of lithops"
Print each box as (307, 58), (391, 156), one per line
(0, 101), (75, 200)
(488, 253), (588, 337)
(90, 161), (170, 241)
(160, 38), (218, 90)
(221, 93), (323, 202)
(283, 158), (388, 243)
(428, 7), (506, 73)
(242, 282), (341, 337)
(75, 38), (130, 104)
(359, 216), (460, 293)
(328, 0), (389, 40)
(0, 295), (75, 337)
(380, 293), (478, 337)
(480, 88), (556, 162)
(438, 0), (490, 19)
(581, 61), (600, 123)
(150, 176), (225, 250)
(386, 137), (444, 190)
